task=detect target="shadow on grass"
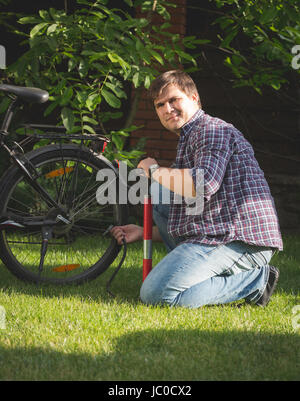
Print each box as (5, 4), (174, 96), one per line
(0, 328), (300, 381)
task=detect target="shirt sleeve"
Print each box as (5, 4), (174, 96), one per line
(189, 124), (234, 201)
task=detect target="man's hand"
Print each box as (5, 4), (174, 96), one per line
(110, 224), (143, 245)
(110, 224), (163, 244)
(137, 157), (158, 178)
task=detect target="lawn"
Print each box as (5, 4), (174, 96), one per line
(0, 234), (299, 381)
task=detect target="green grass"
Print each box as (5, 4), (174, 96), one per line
(0, 235), (300, 381)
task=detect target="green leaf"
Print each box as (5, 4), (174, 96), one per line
(110, 130), (129, 137)
(61, 107), (75, 132)
(39, 10), (50, 21)
(124, 0), (133, 6)
(44, 99), (59, 117)
(88, 52), (108, 62)
(0, 97), (10, 113)
(83, 124), (96, 134)
(135, 38), (144, 51)
(144, 75), (151, 89)
(105, 82), (127, 99)
(68, 58), (76, 72)
(259, 8), (278, 25)
(107, 52), (120, 63)
(47, 24), (58, 35)
(176, 50), (197, 66)
(49, 7), (65, 20)
(220, 26), (239, 48)
(78, 59), (88, 78)
(149, 49), (163, 65)
(60, 87), (73, 106)
(30, 22), (49, 38)
(107, 52), (130, 72)
(86, 93), (101, 111)
(82, 116), (98, 125)
(271, 82), (281, 90)
(101, 111), (123, 122)
(112, 134), (124, 151)
(132, 72), (139, 88)
(101, 89), (121, 108)
(18, 16), (41, 25)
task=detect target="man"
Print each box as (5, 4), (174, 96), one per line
(110, 70), (282, 308)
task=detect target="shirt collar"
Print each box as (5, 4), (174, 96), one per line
(180, 109), (204, 139)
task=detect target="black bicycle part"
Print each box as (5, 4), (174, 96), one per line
(0, 144), (128, 285)
(106, 237), (127, 297)
(22, 123), (110, 143)
(0, 84), (49, 105)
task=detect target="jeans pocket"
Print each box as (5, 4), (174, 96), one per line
(243, 248), (273, 269)
(221, 244), (272, 276)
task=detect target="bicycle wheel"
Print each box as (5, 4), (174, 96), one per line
(0, 144), (127, 284)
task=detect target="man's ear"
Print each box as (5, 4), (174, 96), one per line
(192, 93), (202, 108)
(191, 93), (199, 103)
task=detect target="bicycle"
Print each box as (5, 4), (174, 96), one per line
(0, 84), (128, 286)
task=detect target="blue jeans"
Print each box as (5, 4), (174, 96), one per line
(140, 183), (273, 308)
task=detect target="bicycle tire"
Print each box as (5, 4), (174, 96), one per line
(0, 144), (128, 285)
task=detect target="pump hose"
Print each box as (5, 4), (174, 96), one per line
(106, 237), (127, 297)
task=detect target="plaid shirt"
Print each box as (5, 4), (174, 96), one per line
(167, 109), (283, 250)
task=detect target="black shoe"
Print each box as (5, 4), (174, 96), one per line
(254, 265), (280, 307)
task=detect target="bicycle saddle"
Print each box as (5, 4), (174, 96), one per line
(0, 84), (49, 104)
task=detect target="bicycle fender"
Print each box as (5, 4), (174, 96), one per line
(0, 144), (129, 198)
(24, 143), (123, 185)
(0, 163), (18, 193)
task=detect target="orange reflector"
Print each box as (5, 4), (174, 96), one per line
(46, 166), (74, 179)
(52, 264), (80, 272)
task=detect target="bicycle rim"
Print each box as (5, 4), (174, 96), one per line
(0, 145), (127, 284)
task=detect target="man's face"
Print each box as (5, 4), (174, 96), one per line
(153, 84), (200, 135)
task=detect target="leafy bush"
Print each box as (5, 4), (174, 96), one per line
(3, 0), (201, 165)
(211, 0), (300, 93)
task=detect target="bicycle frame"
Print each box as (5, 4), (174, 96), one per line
(0, 96), (70, 227)
(0, 87), (112, 231)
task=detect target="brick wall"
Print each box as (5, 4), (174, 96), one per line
(130, 0), (187, 166)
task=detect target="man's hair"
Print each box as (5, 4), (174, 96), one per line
(149, 70), (201, 106)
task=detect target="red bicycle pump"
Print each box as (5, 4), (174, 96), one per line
(143, 172), (153, 281)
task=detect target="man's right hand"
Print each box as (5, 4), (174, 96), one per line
(110, 224), (143, 245)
